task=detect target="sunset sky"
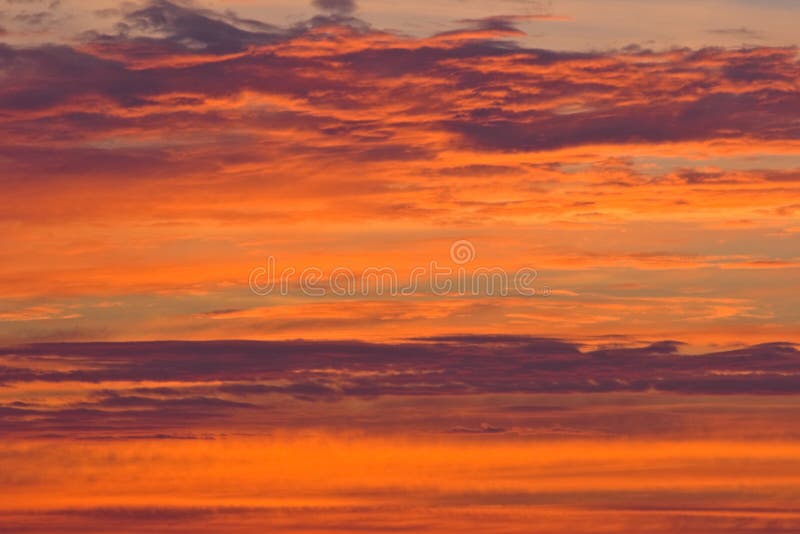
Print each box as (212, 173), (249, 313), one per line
(1, 0), (799, 532)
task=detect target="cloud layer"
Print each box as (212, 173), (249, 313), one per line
(1, 337), (799, 437)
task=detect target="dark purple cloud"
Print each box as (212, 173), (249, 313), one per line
(1, 338), (798, 396)
(90, 392), (255, 410)
(89, 0), (286, 55)
(447, 422), (507, 434)
(1, 337), (799, 439)
(313, 0), (357, 15)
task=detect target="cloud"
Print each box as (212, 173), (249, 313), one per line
(0, 386), (259, 435)
(1, 338), (798, 399)
(2, 337), (799, 439)
(456, 14), (571, 29)
(0, 305), (78, 322)
(13, 10), (54, 26)
(81, 0), (287, 63)
(0, 4), (796, 197)
(218, 381), (340, 401)
(91, 392), (255, 410)
(447, 422), (507, 434)
(313, 0), (357, 15)
(708, 27), (764, 40)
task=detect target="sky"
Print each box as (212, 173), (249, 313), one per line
(1, 0), (799, 532)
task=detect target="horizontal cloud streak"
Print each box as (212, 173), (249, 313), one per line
(1, 337), (798, 394)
